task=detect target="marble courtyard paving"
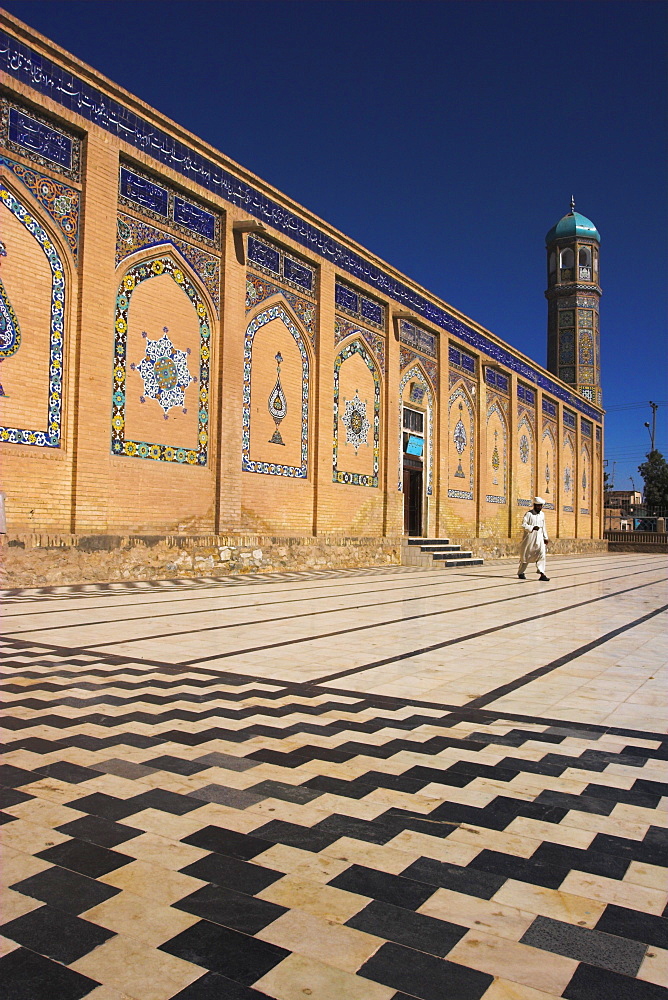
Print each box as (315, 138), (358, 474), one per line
(1, 553), (667, 1000)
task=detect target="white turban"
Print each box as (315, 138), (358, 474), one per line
(534, 496), (545, 505)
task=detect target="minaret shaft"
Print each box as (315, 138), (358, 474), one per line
(545, 205), (602, 407)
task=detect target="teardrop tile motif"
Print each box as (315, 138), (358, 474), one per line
(0, 276), (21, 359)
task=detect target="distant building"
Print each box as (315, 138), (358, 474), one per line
(605, 491), (643, 510)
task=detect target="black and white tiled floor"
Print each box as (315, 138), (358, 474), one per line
(2, 555), (667, 999)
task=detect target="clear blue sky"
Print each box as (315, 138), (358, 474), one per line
(5, 0), (667, 493)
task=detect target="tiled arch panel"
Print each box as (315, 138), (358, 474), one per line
(0, 182), (65, 448)
(486, 399), (508, 504)
(333, 338), (381, 488)
(242, 303), (309, 478)
(111, 253), (211, 465)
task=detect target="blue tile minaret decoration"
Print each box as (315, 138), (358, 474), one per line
(545, 199), (601, 406)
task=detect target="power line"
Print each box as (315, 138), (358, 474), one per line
(605, 400), (667, 412)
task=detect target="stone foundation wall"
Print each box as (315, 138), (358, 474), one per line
(449, 536), (608, 560)
(0, 533), (403, 588)
(0, 531), (610, 588)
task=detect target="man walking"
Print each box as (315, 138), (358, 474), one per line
(518, 497), (550, 581)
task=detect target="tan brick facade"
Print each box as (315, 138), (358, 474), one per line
(0, 12), (604, 551)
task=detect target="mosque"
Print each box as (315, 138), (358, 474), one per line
(0, 11), (605, 573)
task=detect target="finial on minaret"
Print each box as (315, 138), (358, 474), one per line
(570, 195), (576, 213)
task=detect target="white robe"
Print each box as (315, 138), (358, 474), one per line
(519, 509), (548, 573)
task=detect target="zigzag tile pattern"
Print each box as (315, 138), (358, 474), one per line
(2, 639), (667, 999)
(2, 565), (417, 605)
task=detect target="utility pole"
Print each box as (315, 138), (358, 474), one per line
(645, 402), (658, 452)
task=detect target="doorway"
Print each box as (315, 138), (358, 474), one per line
(403, 461), (423, 535)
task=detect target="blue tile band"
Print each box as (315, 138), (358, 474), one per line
(0, 29), (601, 420)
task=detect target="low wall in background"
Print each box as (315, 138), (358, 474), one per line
(605, 531), (668, 554)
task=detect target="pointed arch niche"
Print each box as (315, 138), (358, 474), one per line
(399, 364), (434, 496)
(0, 180), (67, 448)
(561, 432), (576, 537)
(242, 301), (310, 478)
(516, 413), (535, 506)
(580, 442), (592, 525)
(485, 400), (508, 505)
(541, 426), (558, 534)
(111, 251), (212, 465)
(333, 336), (381, 487)
(447, 383), (475, 501)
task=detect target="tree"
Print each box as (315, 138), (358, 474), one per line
(638, 450), (668, 510)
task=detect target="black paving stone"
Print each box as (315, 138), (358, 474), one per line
(193, 752), (259, 771)
(563, 963), (667, 999)
(36, 838), (133, 878)
(0, 904), (114, 963)
(248, 745), (353, 767)
(0, 787), (34, 809)
(644, 826), (668, 853)
(346, 899), (468, 957)
(32, 762), (99, 784)
(160, 919), (289, 984)
(465, 729), (539, 748)
(521, 915), (647, 976)
(425, 799), (503, 829)
(494, 796), (570, 826)
(11, 865), (120, 914)
(145, 755), (210, 775)
(402, 765), (475, 789)
(589, 831), (666, 868)
(0, 764), (42, 788)
(4, 738), (63, 754)
(633, 779), (668, 798)
(358, 941), (493, 1000)
(182, 825), (275, 860)
(583, 784), (661, 809)
(174, 883), (287, 934)
(92, 758), (158, 780)
(66, 792), (145, 821)
(467, 849), (570, 890)
(532, 789), (616, 815)
(180, 854), (283, 894)
(400, 857), (507, 899)
(0, 946), (99, 1000)
(302, 774), (374, 798)
(122, 788), (206, 815)
(56, 814), (142, 849)
(544, 726), (600, 739)
(595, 905), (668, 950)
(356, 770), (428, 794)
(250, 819), (338, 853)
(312, 813), (396, 846)
(187, 784), (266, 808)
(530, 841), (631, 881)
(329, 864), (436, 910)
(170, 972), (275, 999)
(248, 780), (324, 804)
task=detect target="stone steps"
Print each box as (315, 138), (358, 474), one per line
(403, 537), (484, 569)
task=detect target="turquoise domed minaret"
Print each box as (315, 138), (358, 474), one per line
(545, 198), (601, 406)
